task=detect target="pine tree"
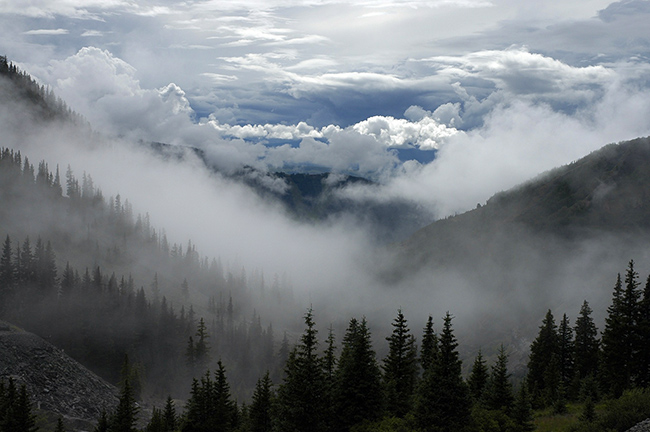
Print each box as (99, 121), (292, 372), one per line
(557, 314), (574, 392)
(55, 417), (66, 432)
(382, 309), (418, 418)
(109, 379), (139, 432)
(414, 312), (471, 432)
(467, 349), (489, 401)
(94, 411), (109, 432)
(637, 275), (650, 387)
(334, 317), (384, 431)
(195, 318), (211, 373)
(601, 262), (640, 396)
(249, 372), (273, 432)
(573, 300), (599, 382)
(163, 396), (177, 432)
(420, 316), (438, 373)
(511, 381), (535, 432)
(275, 308), (327, 432)
(0, 235), (14, 309)
(527, 309), (558, 407)
(484, 345), (514, 413)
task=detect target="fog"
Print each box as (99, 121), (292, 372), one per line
(5, 57), (650, 369)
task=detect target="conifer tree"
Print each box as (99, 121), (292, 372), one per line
(0, 235), (14, 309)
(467, 349), (489, 402)
(557, 314), (574, 391)
(163, 396), (177, 432)
(573, 300), (599, 382)
(275, 308), (327, 432)
(484, 345), (514, 413)
(511, 381), (535, 432)
(334, 317), (383, 431)
(110, 379), (139, 432)
(382, 309), (418, 418)
(637, 274), (650, 387)
(527, 309), (558, 407)
(414, 312), (470, 432)
(601, 262), (640, 396)
(249, 372), (273, 432)
(420, 316), (438, 373)
(55, 417), (66, 432)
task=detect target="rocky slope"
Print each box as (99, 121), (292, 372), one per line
(0, 321), (118, 428)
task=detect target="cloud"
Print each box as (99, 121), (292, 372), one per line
(23, 29), (70, 35)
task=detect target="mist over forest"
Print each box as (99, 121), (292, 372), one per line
(4, 34), (650, 430)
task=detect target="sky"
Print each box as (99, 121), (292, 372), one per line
(2, 1), (650, 219)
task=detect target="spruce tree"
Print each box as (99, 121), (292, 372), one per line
(467, 349), (489, 402)
(162, 396), (176, 432)
(637, 274), (650, 388)
(0, 235), (14, 309)
(484, 345), (514, 413)
(249, 372), (273, 432)
(334, 317), (384, 431)
(109, 380), (139, 432)
(557, 314), (574, 392)
(275, 308), (327, 432)
(382, 309), (418, 418)
(601, 262), (640, 396)
(414, 312), (470, 432)
(527, 309), (558, 407)
(573, 300), (599, 382)
(511, 381), (535, 432)
(420, 316), (438, 373)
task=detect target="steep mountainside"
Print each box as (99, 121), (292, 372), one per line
(0, 321), (118, 428)
(401, 136), (650, 270)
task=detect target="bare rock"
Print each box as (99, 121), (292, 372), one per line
(0, 320), (118, 426)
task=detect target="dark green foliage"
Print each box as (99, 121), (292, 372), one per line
(601, 262), (641, 397)
(511, 381), (535, 432)
(573, 301), (599, 382)
(382, 309), (418, 418)
(0, 379), (38, 432)
(414, 312), (471, 432)
(163, 396), (177, 431)
(558, 314), (574, 392)
(483, 345), (514, 413)
(181, 362), (238, 432)
(527, 309), (559, 407)
(636, 274), (650, 388)
(419, 316), (438, 373)
(579, 397), (596, 423)
(55, 417), (66, 432)
(275, 308), (327, 432)
(593, 388), (650, 431)
(467, 349), (489, 401)
(334, 317), (384, 431)
(95, 411), (109, 432)
(109, 380), (139, 432)
(249, 372), (273, 432)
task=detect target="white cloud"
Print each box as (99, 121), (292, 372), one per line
(23, 28), (70, 35)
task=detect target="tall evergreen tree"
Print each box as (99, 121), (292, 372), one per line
(382, 309), (418, 418)
(275, 308), (327, 432)
(249, 372), (273, 432)
(414, 312), (471, 432)
(483, 345), (514, 413)
(637, 275), (650, 388)
(573, 300), (599, 382)
(511, 381), (535, 432)
(557, 314), (574, 391)
(601, 262), (641, 396)
(109, 379), (139, 432)
(334, 317), (384, 431)
(0, 235), (14, 309)
(420, 316), (438, 373)
(467, 349), (489, 402)
(527, 309), (558, 407)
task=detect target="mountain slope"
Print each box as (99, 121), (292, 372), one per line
(399, 136), (650, 271)
(0, 321), (118, 428)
